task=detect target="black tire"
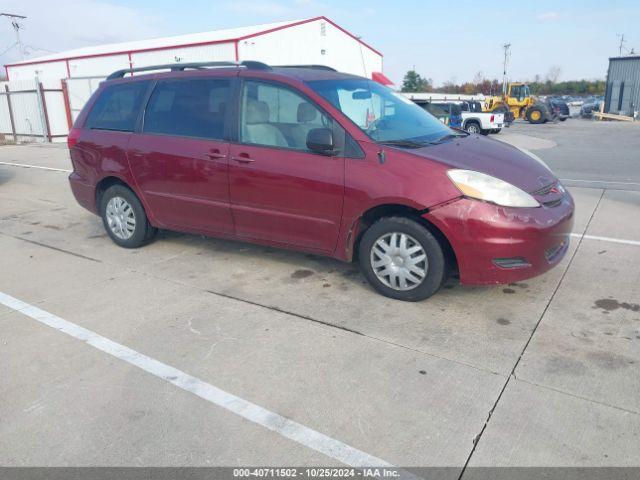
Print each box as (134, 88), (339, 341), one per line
(464, 121), (481, 134)
(480, 129), (490, 136)
(560, 117), (567, 121)
(526, 106), (545, 124)
(100, 184), (156, 248)
(491, 128), (502, 134)
(358, 217), (446, 302)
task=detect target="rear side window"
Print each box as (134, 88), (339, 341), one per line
(143, 78), (231, 140)
(85, 81), (150, 132)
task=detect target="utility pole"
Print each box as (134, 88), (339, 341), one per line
(502, 43), (511, 95)
(617, 34), (625, 56)
(0, 12), (26, 60)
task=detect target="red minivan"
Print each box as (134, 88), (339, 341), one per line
(68, 61), (574, 301)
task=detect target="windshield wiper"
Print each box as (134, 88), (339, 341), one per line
(379, 139), (425, 149)
(429, 132), (468, 144)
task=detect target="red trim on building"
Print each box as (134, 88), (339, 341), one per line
(372, 71), (394, 86)
(235, 16), (382, 57)
(5, 16), (382, 71)
(60, 79), (73, 130)
(4, 65), (9, 81)
(234, 40), (239, 61)
(65, 60), (71, 78)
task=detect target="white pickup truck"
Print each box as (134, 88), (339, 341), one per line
(403, 94), (505, 135)
(438, 100), (504, 135)
(456, 101), (505, 135)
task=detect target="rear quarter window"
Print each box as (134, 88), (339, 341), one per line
(85, 81), (150, 132)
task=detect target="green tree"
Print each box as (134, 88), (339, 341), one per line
(401, 70), (431, 92)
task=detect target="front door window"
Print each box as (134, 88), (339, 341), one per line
(239, 80), (331, 151)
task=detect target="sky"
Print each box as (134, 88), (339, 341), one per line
(1, 0), (638, 86)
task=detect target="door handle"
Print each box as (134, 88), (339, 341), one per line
(231, 154), (254, 164)
(207, 150), (227, 160)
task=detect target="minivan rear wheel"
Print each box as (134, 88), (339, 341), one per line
(358, 217), (445, 301)
(100, 184), (156, 248)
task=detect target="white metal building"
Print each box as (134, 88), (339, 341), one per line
(4, 16), (386, 83)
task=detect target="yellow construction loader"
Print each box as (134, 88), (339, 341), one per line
(483, 82), (554, 124)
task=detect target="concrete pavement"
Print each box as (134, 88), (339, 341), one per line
(0, 138), (639, 472)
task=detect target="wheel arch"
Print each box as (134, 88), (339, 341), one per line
(463, 116), (481, 128)
(95, 175), (133, 210)
(350, 203), (458, 274)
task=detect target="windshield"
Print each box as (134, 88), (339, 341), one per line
(306, 78), (454, 145)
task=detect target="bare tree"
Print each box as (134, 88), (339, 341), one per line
(546, 66), (562, 83)
(472, 71), (485, 86)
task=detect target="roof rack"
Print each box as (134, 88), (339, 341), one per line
(106, 60), (271, 80)
(276, 65), (337, 71)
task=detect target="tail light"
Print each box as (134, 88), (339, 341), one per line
(67, 127), (80, 150)
(490, 114), (494, 123)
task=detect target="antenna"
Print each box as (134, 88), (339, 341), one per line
(617, 34), (626, 56)
(0, 12), (27, 60)
(502, 43), (511, 95)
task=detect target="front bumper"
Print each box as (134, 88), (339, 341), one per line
(424, 194), (575, 285)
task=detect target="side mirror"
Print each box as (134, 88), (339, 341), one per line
(306, 128), (335, 155)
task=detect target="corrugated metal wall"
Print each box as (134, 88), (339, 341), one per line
(0, 78), (71, 143)
(66, 77), (105, 123)
(605, 56), (640, 117)
(0, 79), (47, 142)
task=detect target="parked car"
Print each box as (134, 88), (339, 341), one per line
(580, 100), (604, 118)
(414, 101), (451, 125)
(414, 100), (503, 134)
(547, 98), (570, 121)
(428, 102), (463, 128)
(457, 101), (505, 134)
(68, 61), (574, 301)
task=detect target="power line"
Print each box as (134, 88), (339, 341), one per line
(0, 41), (17, 56)
(0, 12), (26, 60)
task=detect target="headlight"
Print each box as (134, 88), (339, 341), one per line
(515, 146), (552, 172)
(447, 169), (540, 208)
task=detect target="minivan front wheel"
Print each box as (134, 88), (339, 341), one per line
(359, 217), (445, 301)
(100, 184), (156, 248)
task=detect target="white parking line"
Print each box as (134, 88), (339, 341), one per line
(0, 161), (71, 173)
(0, 291), (393, 468)
(570, 233), (640, 247)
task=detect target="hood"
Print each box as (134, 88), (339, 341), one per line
(409, 134), (557, 193)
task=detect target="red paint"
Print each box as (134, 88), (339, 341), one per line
(6, 16), (381, 73)
(4, 65), (9, 80)
(67, 126), (80, 149)
(234, 41), (239, 61)
(65, 59), (71, 78)
(61, 79), (74, 130)
(228, 141), (344, 254)
(372, 71), (393, 86)
(68, 67), (574, 286)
